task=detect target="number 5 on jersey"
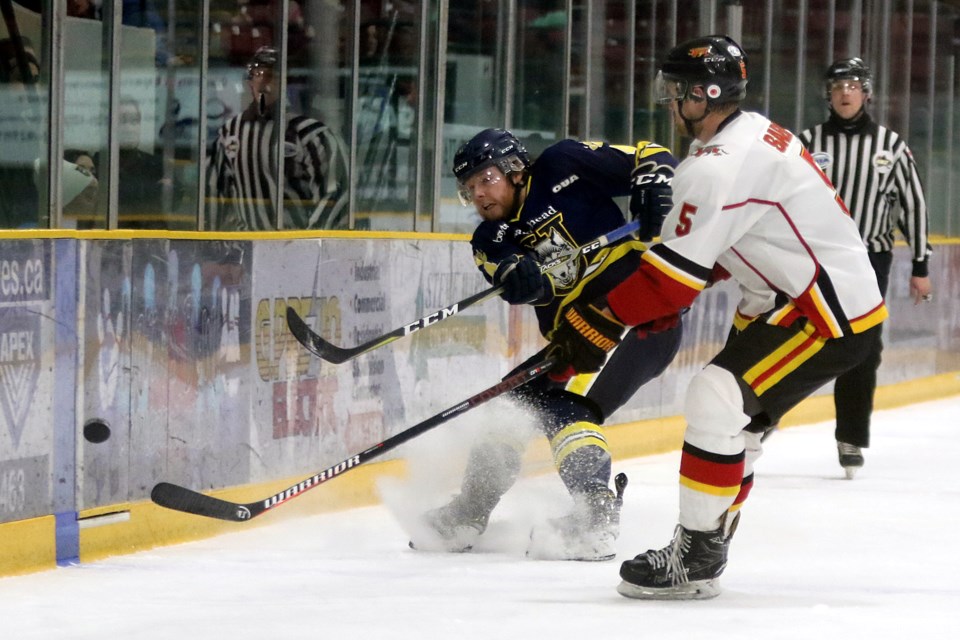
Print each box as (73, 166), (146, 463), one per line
(675, 202), (698, 236)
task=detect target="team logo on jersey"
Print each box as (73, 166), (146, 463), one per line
(534, 228), (578, 289)
(812, 151), (832, 172)
(694, 144), (727, 157)
(551, 174), (579, 193)
(873, 150), (894, 174)
(222, 135), (240, 161)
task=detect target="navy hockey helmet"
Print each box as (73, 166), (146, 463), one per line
(452, 128), (531, 205)
(453, 128), (530, 183)
(824, 57), (873, 97)
(247, 46), (278, 79)
(656, 35), (748, 105)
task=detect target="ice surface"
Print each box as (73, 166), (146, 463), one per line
(1, 397), (958, 639)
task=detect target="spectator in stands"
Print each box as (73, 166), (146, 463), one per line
(93, 96), (171, 227)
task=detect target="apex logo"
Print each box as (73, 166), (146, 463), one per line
(0, 312), (40, 449)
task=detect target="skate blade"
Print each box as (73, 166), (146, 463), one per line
(408, 540), (473, 553)
(843, 466), (858, 480)
(616, 578), (721, 600)
(527, 548), (616, 562)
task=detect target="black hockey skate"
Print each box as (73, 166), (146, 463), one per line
(408, 494), (492, 553)
(837, 441), (864, 479)
(528, 473), (627, 562)
(617, 512), (739, 600)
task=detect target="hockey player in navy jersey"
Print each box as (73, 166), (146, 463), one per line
(408, 128), (682, 561)
(546, 35), (887, 597)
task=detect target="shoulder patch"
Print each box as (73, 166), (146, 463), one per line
(812, 151), (832, 172)
(873, 150), (894, 174)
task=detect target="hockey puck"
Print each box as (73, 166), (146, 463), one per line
(83, 419), (111, 444)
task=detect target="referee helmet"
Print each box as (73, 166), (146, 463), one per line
(824, 57), (873, 98)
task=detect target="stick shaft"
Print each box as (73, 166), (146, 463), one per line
(151, 358), (556, 522)
(288, 220), (640, 363)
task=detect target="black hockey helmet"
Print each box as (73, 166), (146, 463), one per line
(656, 34), (748, 105)
(452, 128), (530, 183)
(824, 57), (873, 97)
(247, 46), (278, 79)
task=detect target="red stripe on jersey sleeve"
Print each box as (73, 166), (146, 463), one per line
(606, 261), (700, 326)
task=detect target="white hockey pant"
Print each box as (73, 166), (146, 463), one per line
(680, 364), (760, 532)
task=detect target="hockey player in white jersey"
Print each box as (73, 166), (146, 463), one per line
(546, 35), (887, 599)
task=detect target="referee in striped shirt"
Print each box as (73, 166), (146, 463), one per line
(207, 47), (348, 231)
(800, 57), (933, 478)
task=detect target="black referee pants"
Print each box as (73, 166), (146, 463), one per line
(833, 251), (892, 448)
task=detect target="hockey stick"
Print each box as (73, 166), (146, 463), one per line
(287, 219), (640, 364)
(150, 357), (556, 522)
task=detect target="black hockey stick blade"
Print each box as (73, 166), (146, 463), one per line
(286, 285), (503, 364)
(151, 482), (260, 521)
(150, 357), (556, 522)
(287, 219), (640, 364)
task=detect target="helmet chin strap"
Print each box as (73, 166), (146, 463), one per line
(678, 97), (709, 138)
(507, 174), (527, 217)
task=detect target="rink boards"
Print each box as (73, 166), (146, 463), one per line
(1, 232), (958, 576)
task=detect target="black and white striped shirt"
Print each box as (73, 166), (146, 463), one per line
(799, 112), (931, 276)
(207, 101), (349, 231)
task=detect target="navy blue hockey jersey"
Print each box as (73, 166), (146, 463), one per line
(470, 138), (677, 337)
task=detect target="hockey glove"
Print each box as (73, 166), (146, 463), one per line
(550, 302), (625, 374)
(494, 254), (554, 305)
(629, 161), (675, 242)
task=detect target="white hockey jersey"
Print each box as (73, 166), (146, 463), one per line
(607, 111), (887, 339)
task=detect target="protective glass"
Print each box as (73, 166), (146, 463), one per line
(829, 79), (864, 93)
(655, 71), (688, 104)
(249, 66), (275, 82)
(457, 167), (505, 206)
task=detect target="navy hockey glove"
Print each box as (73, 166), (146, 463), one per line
(629, 161), (675, 242)
(549, 302), (625, 374)
(494, 254), (554, 305)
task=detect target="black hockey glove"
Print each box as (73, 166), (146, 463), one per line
(494, 254), (554, 305)
(629, 163), (674, 242)
(549, 302), (625, 375)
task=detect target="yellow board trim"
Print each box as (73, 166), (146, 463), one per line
(0, 229), (470, 242)
(3, 371), (958, 578)
(0, 515), (56, 576)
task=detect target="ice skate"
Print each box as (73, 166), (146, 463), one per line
(837, 441), (864, 479)
(617, 512), (739, 600)
(528, 473), (627, 562)
(408, 495), (492, 553)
